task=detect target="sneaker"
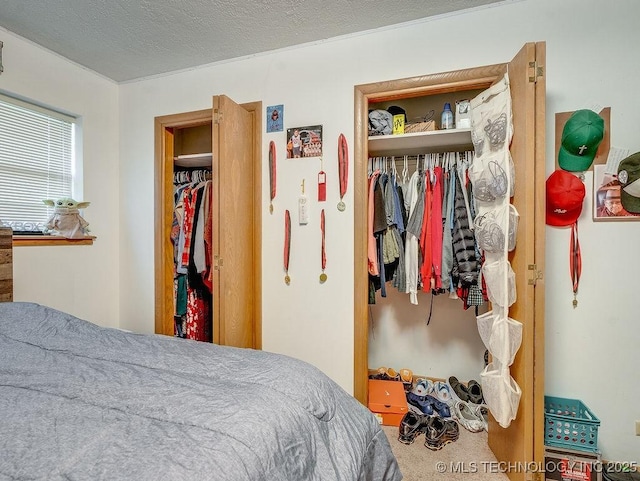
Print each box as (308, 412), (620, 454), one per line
(433, 381), (455, 406)
(448, 375), (470, 402)
(424, 416), (460, 451)
(453, 400), (486, 433)
(406, 392), (435, 416)
(399, 368), (413, 392)
(467, 380), (484, 404)
(398, 411), (427, 445)
(406, 392), (451, 418)
(412, 378), (433, 397)
(369, 367), (400, 382)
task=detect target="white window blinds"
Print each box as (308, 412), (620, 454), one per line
(0, 93), (76, 232)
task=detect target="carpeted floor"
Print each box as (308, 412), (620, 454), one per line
(382, 424), (510, 481)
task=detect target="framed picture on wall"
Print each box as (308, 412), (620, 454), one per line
(286, 125), (322, 159)
(593, 164), (640, 221)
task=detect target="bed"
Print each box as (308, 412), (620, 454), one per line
(0, 234), (401, 481)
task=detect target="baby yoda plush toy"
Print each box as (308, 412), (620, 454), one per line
(43, 198), (91, 239)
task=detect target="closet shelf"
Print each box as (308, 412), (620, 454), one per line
(368, 129), (473, 157)
(174, 153), (213, 168)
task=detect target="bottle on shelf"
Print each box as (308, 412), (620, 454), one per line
(441, 102), (454, 130)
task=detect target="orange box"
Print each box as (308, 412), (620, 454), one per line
(367, 379), (409, 427)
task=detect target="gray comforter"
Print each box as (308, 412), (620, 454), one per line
(0, 302), (402, 481)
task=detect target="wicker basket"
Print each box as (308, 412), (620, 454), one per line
(403, 120), (436, 134)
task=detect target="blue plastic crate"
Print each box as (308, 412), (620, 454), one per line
(544, 396), (600, 453)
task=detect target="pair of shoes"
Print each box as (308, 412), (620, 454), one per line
(423, 415), (460, 450)
(369, 367), (400, 381)
(398, 411), (428, 445)
(406, 392), (451, 418)
(453, 400), (487, 433)
(467, 380), (484, 404)
(412, 378), (434, 397)
(448, 376), (470, 402)
(399, 368), (413, 392)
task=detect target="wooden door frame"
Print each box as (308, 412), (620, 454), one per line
(353, 44), (545, 480)
(154, 103), (262, 349)
(353, 63), (507, 405)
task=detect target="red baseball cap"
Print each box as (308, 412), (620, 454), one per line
(546, 170), (585, 226)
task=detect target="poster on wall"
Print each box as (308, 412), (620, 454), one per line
(286, 125), (322, 158)
(593, 164), (640, 221)
(266, 104), (283, 133)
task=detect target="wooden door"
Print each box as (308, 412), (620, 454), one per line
(212, 95), (262, 348)
(154, 98), (262, 350)
(486, 42), (546, 480)
(353, 42), (546, 480)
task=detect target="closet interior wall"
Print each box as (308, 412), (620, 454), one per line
(364, 88), (486, 386)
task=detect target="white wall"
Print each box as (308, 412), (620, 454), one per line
(117, 0), (640, 462)
(4, 0), (639, 463)
(1, 29), (121, 327)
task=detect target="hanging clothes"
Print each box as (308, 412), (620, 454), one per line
(172, 169), (213, 342)
(366, 153), (486, 310)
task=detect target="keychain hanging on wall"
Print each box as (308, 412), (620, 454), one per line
(269, 141), (277, 214)
(337, 133), (349, 211)
(318, 157), (326, 202)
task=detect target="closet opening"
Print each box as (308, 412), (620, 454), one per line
(154, 98), (262, 349)
(353, 41), (547, 481)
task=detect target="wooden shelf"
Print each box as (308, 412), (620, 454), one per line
(368, 128), (473, 156)
(174, 153), (212, 168)
(12, 235), (95, 246)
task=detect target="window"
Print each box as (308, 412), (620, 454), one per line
(0, 92), (77, 234)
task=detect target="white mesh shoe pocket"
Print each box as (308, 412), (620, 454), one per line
(474, 204), (519, 253)
(470, 73), (513, 158)
(479, 363), (522, 428)
(476, 310), (523, 366)
(481, 258), (516, 307)
(469, 152), (515, 203)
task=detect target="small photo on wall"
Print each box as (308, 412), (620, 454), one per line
(593, 164), (640, 221)
(266, 105), (283, 133)
(287, 125), (322, 158)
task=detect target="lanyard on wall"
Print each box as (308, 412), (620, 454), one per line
(337, 133), (348, 211)
(319, 209), (327, 283)
(570, 222), (581, 308)
(269, 141), (276, 214)
(284, 209), (291, 285)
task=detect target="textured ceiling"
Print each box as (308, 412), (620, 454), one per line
(0, 0), (505, 83)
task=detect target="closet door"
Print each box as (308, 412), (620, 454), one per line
(154, 99), (262, 350)
(353, 41), (546, 481)
(212, 95), (261, 348)
(487, 41), (546, 478)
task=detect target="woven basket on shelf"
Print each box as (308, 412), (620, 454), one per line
(403, 120), (436, 134)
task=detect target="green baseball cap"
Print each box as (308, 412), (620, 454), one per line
(558, 109), (605, 172)
(617, 152), (640, 213)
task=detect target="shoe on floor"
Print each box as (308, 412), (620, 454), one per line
(423, 415), (460, 451)
(448, 375), (470, 402)
(398, 411), (427, 445)
(453, 400), (486, 433)
(369, 367), (401, 382)
(407, 392), (451, 418)
(412, 378), (434, 397)
(433, 380), (455, 406)
(399, 368), (413, 392)
(467, 379), (484, 404)
(406, 392), (435, 416)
